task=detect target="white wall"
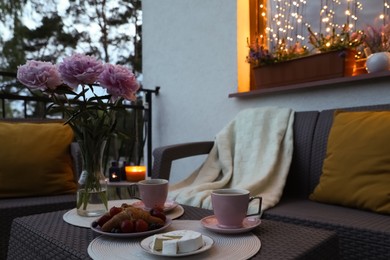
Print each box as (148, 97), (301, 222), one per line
(143, 0), (390, 183)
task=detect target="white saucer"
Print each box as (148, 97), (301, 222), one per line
(140, 234), (214, 257)
(200, 215), (261, 234)
(167, 205), (185, 220)
(132, 199), (179, 212)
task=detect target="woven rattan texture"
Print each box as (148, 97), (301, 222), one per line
(264, 198), (390, 259)
(7, 205), (338, 259)
(283, 111), (319, 198)
(8, 210), (95, 260)
(152, 141), (214, 179)
(1, 194), (76, 260)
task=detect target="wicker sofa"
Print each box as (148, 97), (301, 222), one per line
(0, 119), (82, 260)
(152, 103), (390, 260)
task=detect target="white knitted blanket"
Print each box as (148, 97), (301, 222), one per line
(168, 107), (295, 213)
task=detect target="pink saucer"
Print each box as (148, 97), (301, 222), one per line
(200, 215), (261, 234)
(131, 200), (178, 212)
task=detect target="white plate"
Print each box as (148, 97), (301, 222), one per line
(90, 217), (172, 238)
(200, 215), (261, 234)
(62, 199), (148, 228)
(62, 200), (126, 228)
(132, 199), (179, 212)
(63, 208), (96, 228)
(63, 200), (183, 228)
(140, 234), (214, 257)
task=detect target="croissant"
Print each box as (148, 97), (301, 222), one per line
(125, 207), (165, 225)
(101, 209), (132, 232)
(101, 206), (165, 232)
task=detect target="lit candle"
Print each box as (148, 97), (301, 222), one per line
(125, 166), (146, 182)
(109, 161), (120, 182)
(109, 172), (120, 182)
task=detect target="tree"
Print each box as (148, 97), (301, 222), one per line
(0, 0), (142, 75)
(65, 0), (142, 74)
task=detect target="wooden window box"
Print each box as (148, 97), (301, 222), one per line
(251, 50), (360, 90)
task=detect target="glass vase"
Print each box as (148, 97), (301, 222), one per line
(76, 139), (108, 217)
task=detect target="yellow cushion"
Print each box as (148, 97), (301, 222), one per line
(310, 110), (390, 214)
(0, 122), (77, 198)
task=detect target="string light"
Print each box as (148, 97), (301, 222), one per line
(381, 0), (390, 25)
(268, 0), (308, 50)
(265, 0), (367, 51)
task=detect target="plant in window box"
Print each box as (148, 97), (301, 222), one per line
(247, 37), (315, 89)
(362, 24), (390, 73)
(307, 24), (364, 53)
(247, 31), (360, 90)
(246, 37), (308, 67)
(307, 25), (366, 76)
(246, 37), (276, 67)
(273, 39), (309, 63)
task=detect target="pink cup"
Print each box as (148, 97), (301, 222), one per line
(137, 179), (168, 209)
(211, 188), (262, 228)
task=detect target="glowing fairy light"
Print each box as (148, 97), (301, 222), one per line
(261, 0), (368, 55)
(319, 0), (362, 36)
(382, 0), (390, 25)
(268, 0), (308, 50)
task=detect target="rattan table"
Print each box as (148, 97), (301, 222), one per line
(7, 205), (339, 259)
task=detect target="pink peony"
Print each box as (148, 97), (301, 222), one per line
(98, 64), (139, 101)
(58, 53), (104, 88)
(17, 60), (62, 90)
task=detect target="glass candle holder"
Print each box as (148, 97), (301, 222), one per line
(109, 161), (120, 182)
(125, 165), (146, 182)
